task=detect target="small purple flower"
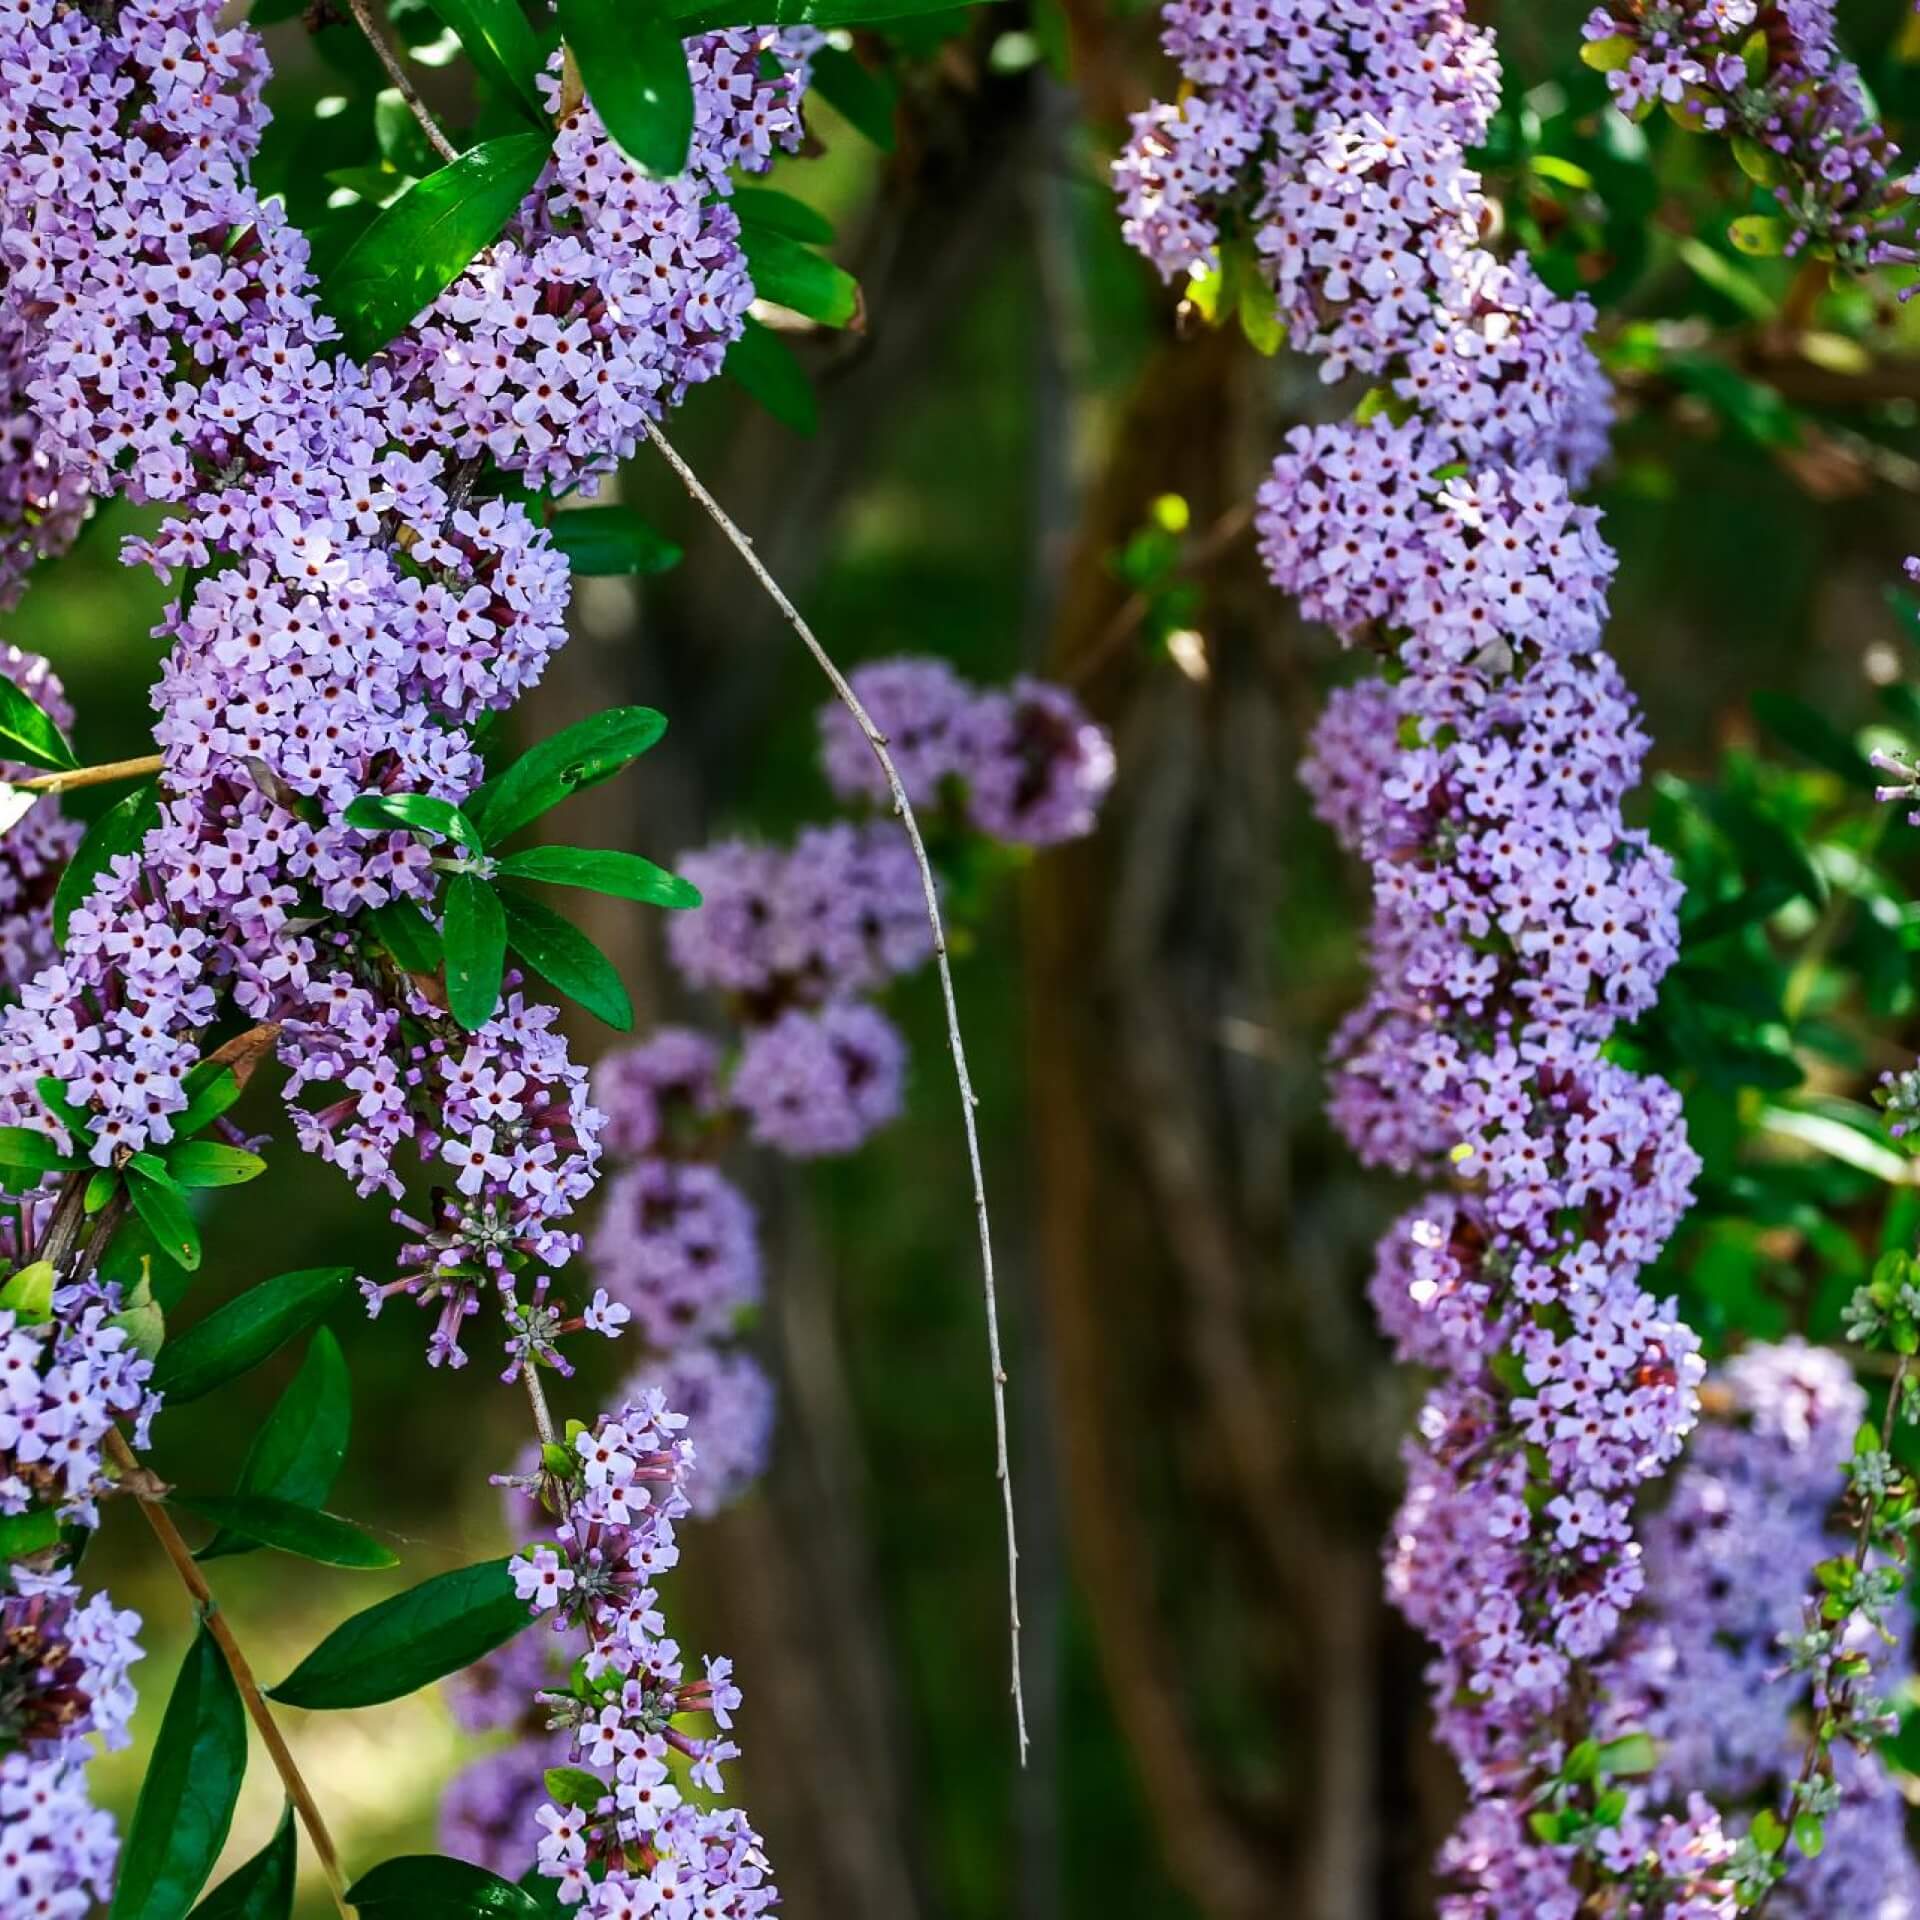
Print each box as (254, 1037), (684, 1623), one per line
(730, 1003), (905, 1159)
(954, 679), (1115, 847)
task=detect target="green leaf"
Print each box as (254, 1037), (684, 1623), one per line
(541, 1767), (605, 1808)
(0, 1505), (61, 1559)
(467, 707), (668, 844)
(420, 0), (549, 118)
(443, 872), (508, 1031)
(36, 1074), (90, 1136)
(0, 673), (78, 772)
(496, 846), (699, 908)
(111, 1627), (247, 1920)
(675, 0), (989, 26)
(151, 1267), (355, 1404)
(174, 1063), (243, 1140)
(201, 1330), (352, 1562)
(1579, 31), (1635, 70)
(321, 131), (554, 360)
(1728, 213), (1787, 256)
(347, 1856), (544, 1919)
(558, 0), (693, 177)
(268, 1558), (533, 1709)
(128, 1164), (201, 1275)
(499, 889), (633, 1030)
(728, 186), (834, 245)
(169, 1493), (396, 1570)
(1751, 691), (1878, 790)
(55, 783), (159, 945)
(0, 1125), (78, 1176)
(188, 1803), (297, 1920)
(738, 221), (860, 328)
(0, 1259), (54, 1322)
(549, 507), (683, 577)
(1593, 1732), (1658, 1776)
(165, 1142), (268, 1190)
(724, 316), (816, 434)
(1680, 881), (1795, 949)
(345, 791), (483, 851)
(809, 45), (896, 150)
(369, 897), (446, 972)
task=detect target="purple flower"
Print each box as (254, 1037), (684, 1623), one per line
(586, 1160), (761, 1349)
(730, 1003), (905, 1158)
(621, 1344), (774, 1518)
(817, 656), (971, 808)
(953, 679), (1115, 846)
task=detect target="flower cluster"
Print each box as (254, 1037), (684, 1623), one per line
(0, 648), (82, 996)
(1118, 0), (1719, 1908)
(507, 1391), (776, 1916)
(1581, 2), (1917, 274)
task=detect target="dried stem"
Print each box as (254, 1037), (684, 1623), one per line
(342, 0), (458, 165)
(104, 1427), (354, 1918)
(641, 417), (1030, 1766)
(16, 752), (163, 794)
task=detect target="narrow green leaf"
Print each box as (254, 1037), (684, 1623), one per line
(35, 1074), (90, 1136)
(321, 131), (554, 360)
(0, 1125), (78, 1176)
(188, 1803), (297, 1920)
(128, 1165), (202, 1275)
(200, 1329), (352, 1562)
(443, 872), (508, 1031)
(675, 0), (986, 26)
(724, 316), (816, 433)
(268, 1558), (533, 1709)
(0, 1260), (54, 1321)
(345, 791), (483, 851)
(467, 707), (668, 845)
(165, 1142), (269, 1190)
(347, 1856), (543, 1919)
(55, 783), (159, 945)
(169, 1493), (396, 1570)
(728, 186), (834, 244)
(542, 1767), (605, 1808)
(0, 674), (78, 772)
(738, 221), (860, 327)
(174, 1063), (243, 1141)
(0, 1506), (61, 1559)
(1751, 691), (1878, 790)
(809, 45), (896, 150)
(111, 1627), (247, 1920)
(496, 846), (699, 908)
(549, 506), (683, 577)
(151, 1267), (355, 1404)
(420, 0), (549, 118)
(558, 0), (693, 176)
(369, 897), (446, 972)
(499, 889), (633, 1030)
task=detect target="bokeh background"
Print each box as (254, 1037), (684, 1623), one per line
(32, 0), (1920, 1912)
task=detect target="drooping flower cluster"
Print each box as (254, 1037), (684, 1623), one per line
(508, 1391), (776, 1916)
(1117, 1), (1716, 1908)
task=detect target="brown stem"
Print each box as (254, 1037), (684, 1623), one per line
(105, 1428), (355, 1918)
(15, 753), (163, 795)
(343, 0), (458, 164)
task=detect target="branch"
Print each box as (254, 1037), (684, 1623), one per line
(104, 1427), (354, 1919)
(16, 752), (163, 794)
(342, 0), (458, 165)
(641, 417), (1030, 1767)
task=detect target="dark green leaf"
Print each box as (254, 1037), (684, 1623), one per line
(174, 1063), (243, 1141)
(268, 1558), (532, 1709)
(111, 1627), (247, 1920)
(1702, 788), (1826, 908)
(347, 1856), (543, 1919)
(738, 221), (860, 327)
(0, 1125), (78, 1176)
(201, 1329), (352, 1562)
(675, 0), (985, 26)
(724, 316), (816, 434)
(728, 186), (834, 244)
(0, 674), (78, 772)
(165, 1143), (268, 1190)
(369, 897), (445, 972)
(1681, 881), (1796, 950)
(467, 707), (668, 844)
(1751, 692), (1878, 790)
(55, 783), (159, 945)
(421, 0), (549, 118)
(35, 1074), (90, 1136)
(809, 46), (896, 150)
(321, 131), (554, 360)
(499, 888), (633, 1030)
(170, 1493), (396, 1570)
(188, 1803), (297, 1920)
(444, 872), (508, 1031)
(496, 846), (699, 908)
(152, 1267), (355, 1404)
(128, 1164), (201, 1275)
(542, 1767), (606, 1808)
(345, 791), (482, 851)
(549, 507), (683, 577)
(558, 0), (693, 177)
(0, 1506), (61, 1558)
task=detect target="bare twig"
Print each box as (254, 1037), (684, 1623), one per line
(343, 0), (458, 165)
(15, 752), (163, 794)
(105, 1428), (354, 1919)
(641, 417), (1030, 1766)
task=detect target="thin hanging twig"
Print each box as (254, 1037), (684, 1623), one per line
(641, 418), (1030, 1765)
(342, 0), (458, 165)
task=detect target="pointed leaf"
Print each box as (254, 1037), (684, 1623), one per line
(0, 1506), (61, 1559)
(268, 1558), (532, 1709)
(725, 316), (816, 433)
(496, 846), (699, 908)
(728, 187), (834, 244)
(165, 1142), (268, 1190)
(128, 1164), (201, 1275)
(347, 1856), (544, 1919)
(675, 0), (991, 25)
(110, 1626), (247, 1920)
(173, 1063), (243, 1141)
(738, 221), (859, 327)
(467, 708), (668, 845)
(321, 131), (554, 360)
(499, 889), (633, 1030)
(0, 673), (79, 772)
(55, 782), (159, 945)
(443, 871), (507, 1031)
(151, 1267), (355, 1404)
(345, 791), (483, 851)
(420, 0), (549, 118)
(558, 0), (693, 178)
(0, 1125), (78, 1176)
(548, 507), (682, 577)
(188, 1803), (297, 1920)
(200, 1330), (352, 1562)
(809, 45), (897, 150)
(369, 897), (445, 972)
(169, 1493), (396, 1570)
